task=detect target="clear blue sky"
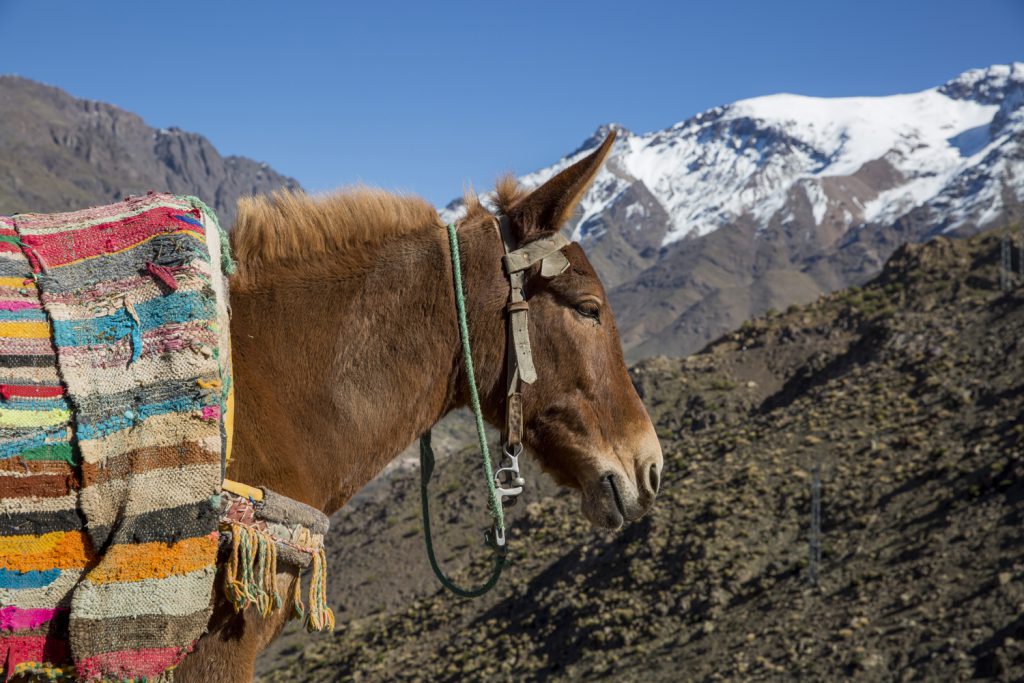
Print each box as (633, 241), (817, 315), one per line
(1, 0), (1021, 205)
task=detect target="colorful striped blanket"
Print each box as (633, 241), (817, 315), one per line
(0, 194), (234, 681)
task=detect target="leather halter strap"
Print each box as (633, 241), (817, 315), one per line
(492, 215), (570, 448)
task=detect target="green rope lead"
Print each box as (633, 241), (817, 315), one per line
(417, 223), (508, 598)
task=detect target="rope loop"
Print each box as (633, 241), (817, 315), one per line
(416, 223), (508, 597)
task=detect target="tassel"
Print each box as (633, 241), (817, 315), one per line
(223, 524), (250, 610)
(145, 261), (179, 291)
(124, 298), (143, 365)
(290, 568), (306, 622)
(304, 547), (335, 632)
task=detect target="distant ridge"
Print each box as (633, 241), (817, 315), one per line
(0, 76), (300, 227)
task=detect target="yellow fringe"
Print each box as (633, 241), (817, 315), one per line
(9, 661), (74, 680)
(305, 547), (335, 632)
(221, 522), (333, 632)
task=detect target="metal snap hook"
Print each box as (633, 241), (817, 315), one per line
(494, 442), (525, 504)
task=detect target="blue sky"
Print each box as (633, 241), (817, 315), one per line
(1, 0), (1022, 205)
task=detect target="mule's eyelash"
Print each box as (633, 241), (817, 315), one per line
(574, 301), (601, 321)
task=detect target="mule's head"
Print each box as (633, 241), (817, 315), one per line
(478, 132), (663, 529)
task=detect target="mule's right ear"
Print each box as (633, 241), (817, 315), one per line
(507, 131), (616, 244)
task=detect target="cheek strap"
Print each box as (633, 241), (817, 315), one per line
(494, 216), (571, 446)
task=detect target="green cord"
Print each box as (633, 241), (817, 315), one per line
(446, 222), (504, 532)
(417, 223), (507, 598)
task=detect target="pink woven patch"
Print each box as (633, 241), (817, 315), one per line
(0, 607), (64, 632)
(201, 405), (221, 422)
(0, 300), (39, 312)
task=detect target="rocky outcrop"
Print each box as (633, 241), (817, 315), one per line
(0, 76), (299, 226)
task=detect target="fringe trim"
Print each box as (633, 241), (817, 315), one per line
(302, 548), (335, 632)
(223, 523), (282, 617)
(221, 523), (334, 632)
(7, 661), (75, 681)
(6, 661), (176, 682)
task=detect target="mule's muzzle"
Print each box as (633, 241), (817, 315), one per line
(582, 434), (664, 529)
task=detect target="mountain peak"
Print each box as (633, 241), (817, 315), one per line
(571, 123), (632, 156)
(939, 62), (1024, 104)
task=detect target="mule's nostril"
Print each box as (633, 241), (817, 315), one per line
(648, 464), (660, 495)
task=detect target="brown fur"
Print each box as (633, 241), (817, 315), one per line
(174, 133), (662, 681)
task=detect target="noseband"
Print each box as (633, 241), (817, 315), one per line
(419, 215), (571, 597)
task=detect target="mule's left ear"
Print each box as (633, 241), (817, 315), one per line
(508, 130), (616, 243)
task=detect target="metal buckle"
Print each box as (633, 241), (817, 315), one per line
(494, 443), (525, 506)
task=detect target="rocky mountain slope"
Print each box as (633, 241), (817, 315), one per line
(446, 63), (1024, 359)
(258, 227), (1024, 682)
(0, 76), (299, 226)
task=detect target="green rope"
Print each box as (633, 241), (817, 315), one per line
(417, 223), (507, 598)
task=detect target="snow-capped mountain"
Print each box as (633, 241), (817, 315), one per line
(529, 63), (1022, 245)
(459, 64), (1024, 358)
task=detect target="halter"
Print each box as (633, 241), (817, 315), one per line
(419, 215), (571, 597)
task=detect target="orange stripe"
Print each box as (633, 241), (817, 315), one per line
(86, 533), (219, 584)
(0, 531), (95, 571)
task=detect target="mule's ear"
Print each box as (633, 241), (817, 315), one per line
(507, 130), (616, 243)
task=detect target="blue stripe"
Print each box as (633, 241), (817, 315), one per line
(76, 395), (208, 441)
(0, 567), (60, 589)
(0, 308), (47, 322)
(173, 213), (204, 229)
(50, 291), (214, 348)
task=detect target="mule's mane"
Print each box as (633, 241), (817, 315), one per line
(231, 188), (445, 283)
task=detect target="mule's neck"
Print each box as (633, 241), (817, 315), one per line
(226, 218), (507, 515)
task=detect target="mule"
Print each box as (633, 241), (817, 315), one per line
(174, 132), (663, 681)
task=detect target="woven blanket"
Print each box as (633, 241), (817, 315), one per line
(0, 194), (233, 681)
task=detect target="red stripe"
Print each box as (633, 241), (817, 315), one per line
(75, 646), (184, 680)
(18, 206), (206, 268)
(0, 384), (65, 399)
(0, 635), (71, 671)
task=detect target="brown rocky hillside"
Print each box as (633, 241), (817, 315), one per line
(257, 228), (1024, 682)
(0, 76), (299, 226)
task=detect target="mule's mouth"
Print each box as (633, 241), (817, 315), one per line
(582, 472), (631, 530)
(606, 474), (626, 520)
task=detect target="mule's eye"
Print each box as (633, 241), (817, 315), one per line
(575, 301), (601, 320)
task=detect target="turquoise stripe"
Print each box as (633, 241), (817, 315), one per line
(0, 308), (46, 322)
(76, 395), (208, 441)
(50, 290), (214, 348)
(0, 567), (60, 589)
